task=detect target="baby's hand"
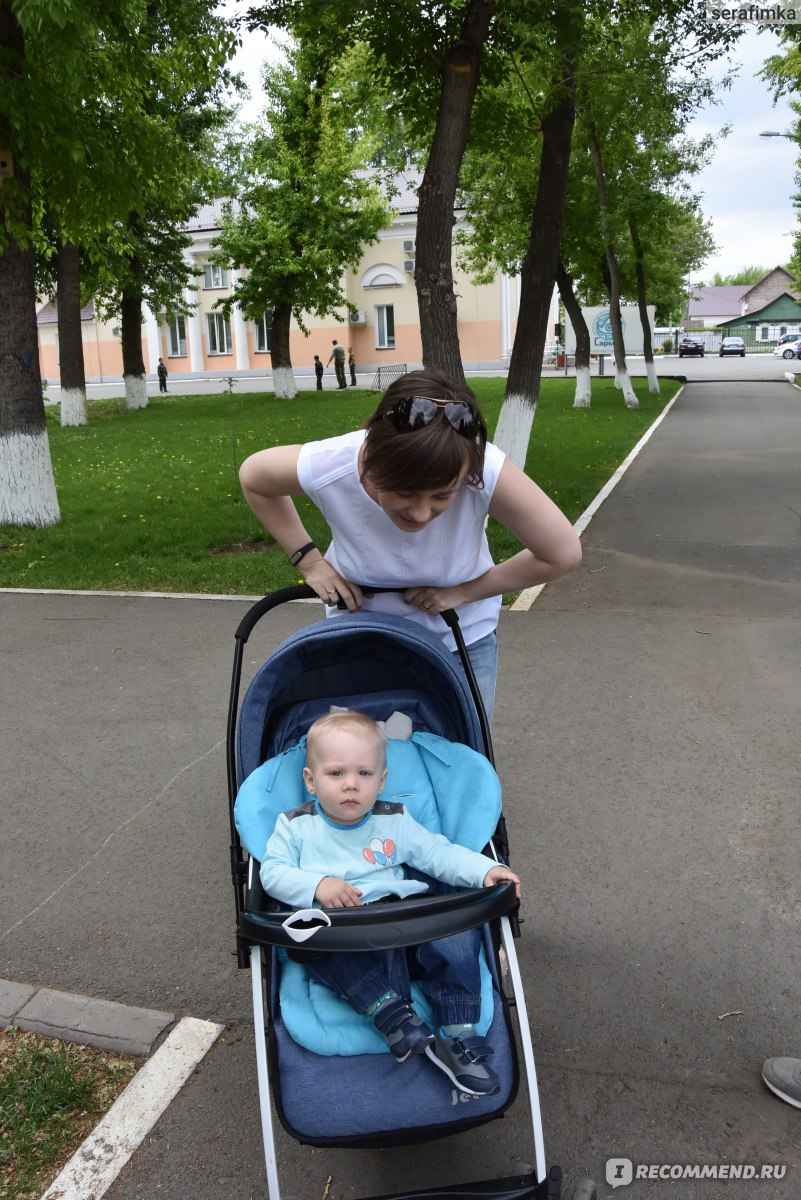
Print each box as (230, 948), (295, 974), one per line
(315, 876), (363, 908)
(483, 865), (521, 899)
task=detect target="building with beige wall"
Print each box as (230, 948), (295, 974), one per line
(38, 172), (552, 385)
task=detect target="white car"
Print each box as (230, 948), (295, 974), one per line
(773, 339), (801, 359)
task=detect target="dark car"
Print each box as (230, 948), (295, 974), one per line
(678, 336), (705, 358)
(719, 336), (746, 358)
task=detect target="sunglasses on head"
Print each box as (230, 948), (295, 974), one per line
(383, 395), (485, 440)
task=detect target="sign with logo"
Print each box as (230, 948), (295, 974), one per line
(565, 306), (655, 356)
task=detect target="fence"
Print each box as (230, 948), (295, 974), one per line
(656, 327), (800, 355)
(370, 364), (408, 391)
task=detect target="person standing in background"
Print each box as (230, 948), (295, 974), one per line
(327, 340), (347, 390)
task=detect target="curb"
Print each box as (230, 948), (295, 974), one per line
(2, 979), (224, 1200)
(1, 976), (174, 1057)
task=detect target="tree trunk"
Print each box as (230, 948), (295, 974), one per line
(269, 302), (296, 399)
(587, 125), (638, 410)
(56, 240), (88, 426)
(495, 56), (577, 466)
(121, 286), (148, 410)
(557, 262), (592, 408)
(0, 4), (60, 526)
(415, 0), (494, 382)
(629, 217), (659, 396)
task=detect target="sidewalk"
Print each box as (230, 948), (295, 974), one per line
(2, 376), (800, 1198)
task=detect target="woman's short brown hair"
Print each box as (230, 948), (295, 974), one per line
(362, 369), (487, 493)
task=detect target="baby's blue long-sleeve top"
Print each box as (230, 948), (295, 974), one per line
(261, 798), (498, 909)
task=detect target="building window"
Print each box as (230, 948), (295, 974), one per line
(255, 311), (271, 353)
(167, 315), (187, 357)
(207, 312), (232, 355)
(375, 304), (395, 349)
(202, 263), (228, 289)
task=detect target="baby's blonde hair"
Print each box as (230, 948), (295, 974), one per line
(305, 710), (387, 768)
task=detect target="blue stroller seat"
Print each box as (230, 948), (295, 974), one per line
(226, 589), (562, 1199)
(236, 728), (515, 1138)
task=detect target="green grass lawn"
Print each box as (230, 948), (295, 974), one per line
(0, 377), (680, 594)
(0, 1027), (137, 1200)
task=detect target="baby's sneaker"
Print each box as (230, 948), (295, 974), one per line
(372, 997), (435, 1063)
(425, 1030), (500, 1095)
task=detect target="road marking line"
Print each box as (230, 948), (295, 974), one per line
(41, 1017), (224, 1200)
(511, 385), (685, 611)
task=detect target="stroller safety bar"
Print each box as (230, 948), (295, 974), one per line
(239, 881), (518, 952)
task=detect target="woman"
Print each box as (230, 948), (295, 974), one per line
(239, 369), (581, 718)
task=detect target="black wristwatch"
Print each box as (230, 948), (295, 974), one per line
(289, 540), (318, 567)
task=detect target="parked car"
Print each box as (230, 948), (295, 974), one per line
(719, 337), (746, 358)
(777, 333), (801, 346)
(773, 338), (801, 359)
(678, 336), (705, 358)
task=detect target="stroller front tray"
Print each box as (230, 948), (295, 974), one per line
(240, 881), (519, 952)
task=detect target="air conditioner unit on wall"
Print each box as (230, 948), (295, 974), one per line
(349, 310), (367, 325)
(403, 240), (416, 253)
(403, 261), (415, 274)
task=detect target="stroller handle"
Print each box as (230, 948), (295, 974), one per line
(234, 584), (461, 643)
(239, 880), (518, 953)
(231, 584), (493, 763)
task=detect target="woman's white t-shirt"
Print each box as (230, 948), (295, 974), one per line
(296, 429), (505, 650)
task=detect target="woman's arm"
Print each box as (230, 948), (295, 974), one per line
(238, 445), (363, 609)
(405, 458), (581, 612)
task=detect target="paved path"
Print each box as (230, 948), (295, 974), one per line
(1, 377), (800, 1198)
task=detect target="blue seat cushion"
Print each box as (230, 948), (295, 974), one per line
(236, 730), (503, 1056)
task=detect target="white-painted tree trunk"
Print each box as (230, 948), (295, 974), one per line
(125, 374), (148, 410)
(645, 360), (660, 395)
(617, 367), (639, 409)
(273, 366), (297, 400)
(573, 365), (592, 408)
(60, 387), (87, 427)
(492, 391), (536, 469)
(0, 430), (61, 526)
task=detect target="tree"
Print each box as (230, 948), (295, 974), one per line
(761, 45), (801, 277)
(1, 0), (237, 530)
(55, 242), (88, 426)
(705, 266), (776, 286)
(246, 0), (508, 383)
(91, 0), (237, 410)
(212, 39), (391, 399)
(1, 0), (64, 526)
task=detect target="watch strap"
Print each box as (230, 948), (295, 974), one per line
(289, 540), (318, 567)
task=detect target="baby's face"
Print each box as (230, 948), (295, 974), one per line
(303, 730), (387, 826)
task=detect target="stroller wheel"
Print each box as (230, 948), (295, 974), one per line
(572, 1181), (598, 1200)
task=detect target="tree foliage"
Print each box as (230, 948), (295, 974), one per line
(212, 37), (391, 396)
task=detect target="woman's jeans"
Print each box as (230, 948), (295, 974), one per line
(303, 927), (483, 1027)
(452, 630), (497, 725)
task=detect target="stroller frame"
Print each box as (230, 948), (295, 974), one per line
(226, 587), (563, 1200)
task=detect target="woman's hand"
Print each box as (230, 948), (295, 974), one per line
(303, 559), (363, 612)
(315, 876), (363, 908)
(403, 583), (471, 615)
(483, 865), (521, 899)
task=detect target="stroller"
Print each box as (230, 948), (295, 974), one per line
(226, 586), (589, 1200)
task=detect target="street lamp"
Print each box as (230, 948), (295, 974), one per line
(760, 131), (794, 139)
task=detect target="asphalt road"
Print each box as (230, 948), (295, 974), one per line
(41, 348), (800, 402)
(1, 375), (799, 1199)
